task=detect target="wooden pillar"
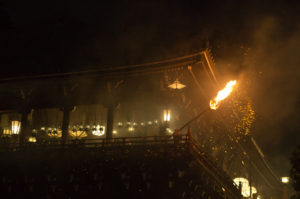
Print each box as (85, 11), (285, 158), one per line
(106, 106), (114, 140)
(282, 185), (288, 199)
(61, 106), (73, 145)
(19, 109), (30, 146)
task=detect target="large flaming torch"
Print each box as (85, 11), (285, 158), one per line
(178, 80), (237, 131)
(209, 80), (237, 110)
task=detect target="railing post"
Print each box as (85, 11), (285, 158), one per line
(187, 126), (193, 153)
(187, 126), (192, 140)
(173, 129), (180, 146)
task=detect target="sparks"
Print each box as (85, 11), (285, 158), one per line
(210, 80), (237, 110)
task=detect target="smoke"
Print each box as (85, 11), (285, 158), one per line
(248, 17), (300, 120)
(236, 16), (300, 176)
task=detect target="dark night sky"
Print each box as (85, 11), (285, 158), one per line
(1, 0), (300, 176)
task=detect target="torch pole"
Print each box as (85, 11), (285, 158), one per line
(178, 107), (211, 132)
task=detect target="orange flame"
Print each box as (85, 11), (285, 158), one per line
(210, 80), (237, 110)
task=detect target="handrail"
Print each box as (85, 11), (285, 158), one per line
(0, 135), (189, 151)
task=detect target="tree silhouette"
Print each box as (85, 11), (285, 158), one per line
(290, 145), (300, 195)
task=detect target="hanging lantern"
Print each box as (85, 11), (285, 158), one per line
(72, 126), (77, 133)
(3, 129), (12, 136)
(128, 126), (134, 132)
(147, 121), (153, 125)
(117, 122), (123, 127)
(99, 125), (105, 135)
(11, 121), (21, 135)
(113, 130), (117, 134)
(163, 109), (171, 122)
(85, 125), (90, 132)
(48, 128), (62, 138)
(56, 129), (62, 138)
(28, 137), (37, 143)
(69, 129), (87, 138)
(92, 125), (105, 136)
(168, 79), (186, 90)
(31, 129), (37, 140)
(47, 127), (52, 134)
(79, 125), (84, 131)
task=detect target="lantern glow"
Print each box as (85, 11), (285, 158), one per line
(163, 109), (171, 122)
(233, 177), (257, 198)
(28, 137), (37, 142)
(48, 128), (62, 138)
(92, 125), (105, 136)
(69, 130), (87, 138)
(3, 129), (12, 135)
(281, 177), (289, 184)
(11, 121), (21, 135)
(168, 79), (186, 90)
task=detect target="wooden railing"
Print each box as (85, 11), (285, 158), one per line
(0, 135), (190, 152)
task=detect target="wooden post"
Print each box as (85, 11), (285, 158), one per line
(106, 106), (114, 140)
(282, 185), (288, 199)
(19, 108), (30, 146)
(61, 106), (73, 146)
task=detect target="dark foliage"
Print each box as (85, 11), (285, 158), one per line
(290, 145), (300, 193)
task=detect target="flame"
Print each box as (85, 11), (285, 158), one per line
(210, 80), (237, 110)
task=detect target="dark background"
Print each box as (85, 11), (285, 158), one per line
(1, 0), (300, 176)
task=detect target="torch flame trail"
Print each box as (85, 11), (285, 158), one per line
(210, 80), (237, 110)
(177, 80), (237, 131)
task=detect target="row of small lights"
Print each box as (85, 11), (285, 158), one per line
(34, 119), (162, 136)
(2, 110), (172, 142)
(117, 120), (160, 127)
(2, 109), (171, 135)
